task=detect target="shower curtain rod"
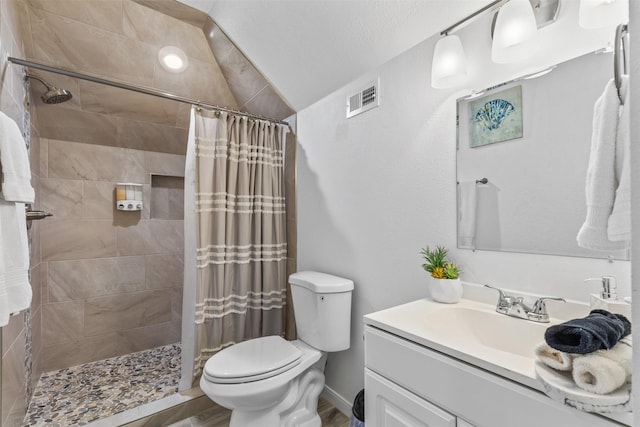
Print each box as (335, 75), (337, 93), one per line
(8, 57), (291, 126)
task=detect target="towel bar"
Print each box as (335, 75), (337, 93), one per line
(25, 210), (53, 221)
(614, 23), (628, 104)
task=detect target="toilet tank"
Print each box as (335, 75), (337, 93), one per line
(289, 271), (354, 352)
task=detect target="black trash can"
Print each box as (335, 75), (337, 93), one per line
(349, 389), (365, 427)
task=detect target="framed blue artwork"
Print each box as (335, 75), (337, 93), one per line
(469, 85), (523, 147)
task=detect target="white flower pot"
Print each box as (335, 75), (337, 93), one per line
(427, 276), (463, 304)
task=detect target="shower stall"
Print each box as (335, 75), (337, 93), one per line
(0, 2), (296, 425)
(8, 54), (295, 426)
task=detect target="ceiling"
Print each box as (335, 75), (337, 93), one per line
(18, 0), (293, 154)
(18, 0), (622, 155)
(178, 0), (493, 111)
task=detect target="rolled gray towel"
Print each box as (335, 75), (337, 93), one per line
(544, 309), (631, 354)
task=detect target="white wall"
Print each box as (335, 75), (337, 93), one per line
(297, 2), (631, 407)
(629, 2), (639, 425)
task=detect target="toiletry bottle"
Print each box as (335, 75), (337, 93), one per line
(584, 276), (631, 318)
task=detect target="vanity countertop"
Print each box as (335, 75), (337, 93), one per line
(364, 290), (632, 426)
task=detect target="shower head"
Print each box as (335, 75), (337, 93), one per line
(42, 87), (73, 104)
(25, 73), (73, 104)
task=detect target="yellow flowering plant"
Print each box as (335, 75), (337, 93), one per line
(420, 245), (461, 279)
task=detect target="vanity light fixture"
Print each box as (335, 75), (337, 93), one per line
(430, 0), (560, 89)
(431, 34), (467, 89)
(578, 0), (628, 29)
(430, 0), (506, 89)
(491, 0), (539, 63)
(158, 46), (189, 73)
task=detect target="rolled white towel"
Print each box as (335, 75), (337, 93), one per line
(534, 342), (574, 371)
(572, 336), (632, 395)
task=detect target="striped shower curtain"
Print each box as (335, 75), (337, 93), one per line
(191, 109), (288, 377)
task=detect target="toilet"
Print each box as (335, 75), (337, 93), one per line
(199, 271), (354, 427)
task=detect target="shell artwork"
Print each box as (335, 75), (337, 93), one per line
(473, 99), (515, 131)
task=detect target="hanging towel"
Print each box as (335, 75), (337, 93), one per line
(0, 112), (33, 326)
(572, 336), (632, 395)
(534, 341), (574, 371)
(458, 181), (478, 249)
(577, 79), (628, 251)
(0, 112), (34, 203)
(0, 201), (32, 326)
(544, 309), (631, 354)
(608, 76), (630, 242)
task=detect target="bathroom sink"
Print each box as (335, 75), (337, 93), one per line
(365, 297), (563, 390)
(419, 305), (549, 358)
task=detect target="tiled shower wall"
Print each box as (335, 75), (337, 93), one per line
(1, 0), (43, 425)
(39, 138), (185, 371)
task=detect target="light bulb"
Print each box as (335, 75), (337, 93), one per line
(492, 0), (538, 64)
(158, 46), (189, 73)
(579, 0), (629, 29)
(431, 34), (467, 89)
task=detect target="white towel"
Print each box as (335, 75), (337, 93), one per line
(572, 336), (632, 395)
(534, 341), (574, 371)
(0, 200), (32, 326)
(608, 76), (630, 242)
(0, 112), (34, 203)
(458, 181), (478, 249)
(577, 79), (628, 251)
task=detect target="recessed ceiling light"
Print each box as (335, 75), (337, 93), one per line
(158, 46), (188, 73)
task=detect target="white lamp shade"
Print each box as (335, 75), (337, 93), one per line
(579, 0), (629, 29)
(492, 0), (538, 64)
(431, 34), (467, 89)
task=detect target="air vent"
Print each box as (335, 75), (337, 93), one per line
(346, 79), (380, 118)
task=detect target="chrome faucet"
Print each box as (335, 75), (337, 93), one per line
(484, 285), (565, 323)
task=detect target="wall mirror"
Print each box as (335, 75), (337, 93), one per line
(456, 51), (629, 260)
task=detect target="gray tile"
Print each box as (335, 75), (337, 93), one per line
(131, 0), (208, 28)
(151, 175), (184, 220)
(117, 220), (183, 256)
(41, 220), (116, 261)
(84, 181), (116, 219)
(48, 256), (146, 302)
(118, 321), (180, 354)
(84, 290), (172, 336)
(2, 330), (26, 424)
(117, 116), (188, 155)
(153, 55), (237, 109)
(48, 139), (146, 183)
(2, 311), (24, 358)
(41, 332), (121, 372)
(42, 300), (83, 346)
(40, 178), (83, 219)
(145, 254), (183, 289)
(29, 7), (155, 85)
(26, 0), (124, 35)
(145, 152), (186, 177)
(123, 0), (213, 63)
(80, 80), (180, 125)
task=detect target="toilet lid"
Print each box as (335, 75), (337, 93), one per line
(203, 336), (302, 384)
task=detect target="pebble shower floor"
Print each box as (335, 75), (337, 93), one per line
(23, 343), (181, 426)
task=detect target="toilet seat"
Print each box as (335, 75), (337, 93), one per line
(203, 336), (302, 384)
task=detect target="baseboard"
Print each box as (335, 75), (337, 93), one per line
(321, 385), (352, 418)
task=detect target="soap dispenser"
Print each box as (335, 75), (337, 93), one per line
(584, 276), (631, 318)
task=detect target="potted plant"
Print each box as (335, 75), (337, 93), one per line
(421, 245), (463, 303)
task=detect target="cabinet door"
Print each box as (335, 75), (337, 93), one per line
(457, 420), (476, 427)
(365, 369), (456, 427)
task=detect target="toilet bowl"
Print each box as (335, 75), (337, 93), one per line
(199, 271), (353, 427)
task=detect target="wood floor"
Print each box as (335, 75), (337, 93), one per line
(167, 397), (350, 427)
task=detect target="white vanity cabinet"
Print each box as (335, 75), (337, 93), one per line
(366, 369), (457, 427)
(364, 325), (624, 427)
